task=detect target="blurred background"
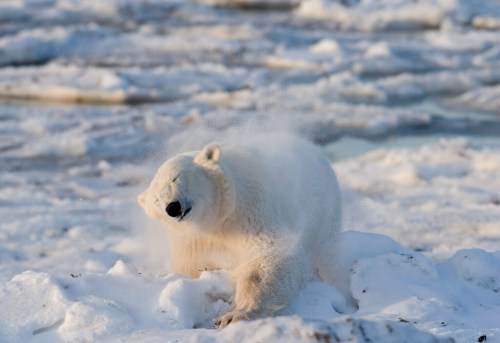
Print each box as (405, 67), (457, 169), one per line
(1, 0), (500, 280)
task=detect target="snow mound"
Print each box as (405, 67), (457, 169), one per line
(2, 231), (498, 342)
(0, 262), (233, 342)
(0, 63), (249, 104)
(0, 272), (69, 343)
(198, 316), (454, 343)
(296, 0), (449, 31)
(445, 249), (500, 294)
(296, 0), (500, 32)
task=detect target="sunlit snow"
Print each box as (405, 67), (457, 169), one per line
(1, 0), (499, 342)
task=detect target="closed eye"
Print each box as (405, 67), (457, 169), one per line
(171, 175), (179, 183)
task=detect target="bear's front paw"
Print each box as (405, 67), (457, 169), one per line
(214, 309), (253, 329)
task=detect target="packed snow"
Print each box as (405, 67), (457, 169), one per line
(1, 0), (499, 342)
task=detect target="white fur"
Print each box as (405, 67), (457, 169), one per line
(138, 134), (341, 327)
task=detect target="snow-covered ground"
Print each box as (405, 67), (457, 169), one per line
(1, 0), (499, 342)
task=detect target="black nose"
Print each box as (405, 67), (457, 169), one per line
(166, 201), (182, 217)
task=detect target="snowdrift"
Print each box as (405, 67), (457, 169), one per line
(1, 231), (498, 342)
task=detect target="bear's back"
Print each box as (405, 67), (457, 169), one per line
(219, 134), (340, 243)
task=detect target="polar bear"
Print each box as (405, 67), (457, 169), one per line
(138, 134), (341, 328)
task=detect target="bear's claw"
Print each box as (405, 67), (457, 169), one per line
(215, 309), (251, 329)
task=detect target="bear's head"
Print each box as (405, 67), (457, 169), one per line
(138, 144), (234, 232)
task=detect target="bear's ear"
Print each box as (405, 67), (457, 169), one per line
(195, 143), (221, 166)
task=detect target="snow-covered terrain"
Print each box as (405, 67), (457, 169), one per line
(1, 0), (499, 342)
